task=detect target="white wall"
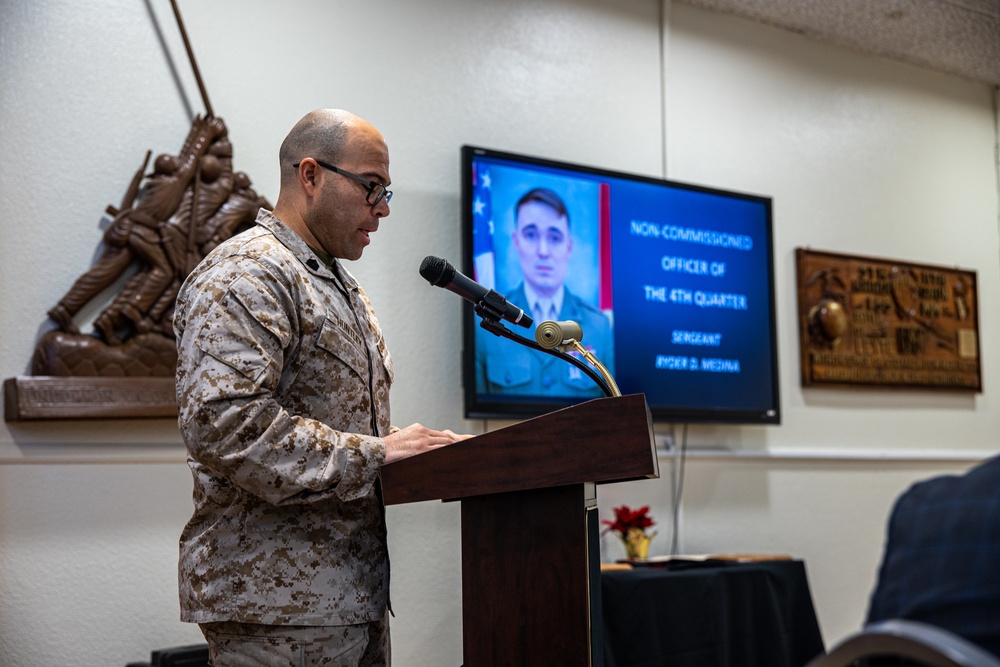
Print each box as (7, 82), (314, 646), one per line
(1, 0), (997, 664)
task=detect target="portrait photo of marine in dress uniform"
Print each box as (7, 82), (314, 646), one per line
(474, 170), (615, 399)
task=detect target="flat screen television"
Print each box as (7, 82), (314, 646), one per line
(460, 145), (780, 424)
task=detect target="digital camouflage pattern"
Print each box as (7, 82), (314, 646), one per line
(174, 209), (393, 626)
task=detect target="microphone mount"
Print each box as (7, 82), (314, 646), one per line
(474, 291), (512, 325)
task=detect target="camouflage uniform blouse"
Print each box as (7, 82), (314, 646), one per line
(174, 209), (393, 626)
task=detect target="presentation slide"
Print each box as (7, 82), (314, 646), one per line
(606, 178), (776, 416)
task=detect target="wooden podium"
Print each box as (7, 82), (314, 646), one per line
(381, 394), (658, 666)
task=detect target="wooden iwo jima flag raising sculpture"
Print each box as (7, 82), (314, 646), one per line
(5, 1), (270, 420)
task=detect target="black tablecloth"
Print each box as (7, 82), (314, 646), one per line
(601, 559), (825, 667)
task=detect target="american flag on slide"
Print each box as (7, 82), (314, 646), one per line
(471, 162), (496, 290)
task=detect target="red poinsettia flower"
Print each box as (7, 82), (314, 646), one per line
(601, 504), (655, 537)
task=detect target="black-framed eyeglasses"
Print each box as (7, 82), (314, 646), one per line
(293, 159), (392, 206)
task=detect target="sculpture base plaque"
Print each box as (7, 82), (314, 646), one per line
(4, 376), (177, 421)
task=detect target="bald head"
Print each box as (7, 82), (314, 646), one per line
(278, 109), (364, 186)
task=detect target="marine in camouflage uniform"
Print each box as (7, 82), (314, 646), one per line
(175, 207), (393, 627)
(174, 109), (466, 666)
(476, 187), (615, 398)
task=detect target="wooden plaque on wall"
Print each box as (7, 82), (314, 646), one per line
(795, 248), (981, 391)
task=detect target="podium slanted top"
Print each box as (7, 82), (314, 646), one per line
(381, 393), (657, 506)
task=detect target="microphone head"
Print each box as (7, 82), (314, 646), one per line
(419, 255), (454, 287)
(535, 320), (583, 349)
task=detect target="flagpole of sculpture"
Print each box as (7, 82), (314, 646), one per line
(170, 0), (215, 276)
(170, 0), (213, 118)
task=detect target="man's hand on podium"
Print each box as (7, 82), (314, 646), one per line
(383, 423), (472, 464)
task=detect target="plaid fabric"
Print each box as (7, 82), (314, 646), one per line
(867, 455), (1000, 659)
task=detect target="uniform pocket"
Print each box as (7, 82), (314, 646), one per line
(316, 315), (369, 379)
(194, 285), (283, 384)
(484, 351), (533, 390)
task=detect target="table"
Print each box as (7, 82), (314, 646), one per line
(601, 559), (825, 667)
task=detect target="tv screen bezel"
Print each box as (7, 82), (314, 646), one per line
(460, 144), (781, 425)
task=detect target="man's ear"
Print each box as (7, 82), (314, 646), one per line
(297, 159), (320, 196)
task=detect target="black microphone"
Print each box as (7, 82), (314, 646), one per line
(419, 256), (532, 328)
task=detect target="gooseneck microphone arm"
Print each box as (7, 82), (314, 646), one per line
(474, 299), (614, 398)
